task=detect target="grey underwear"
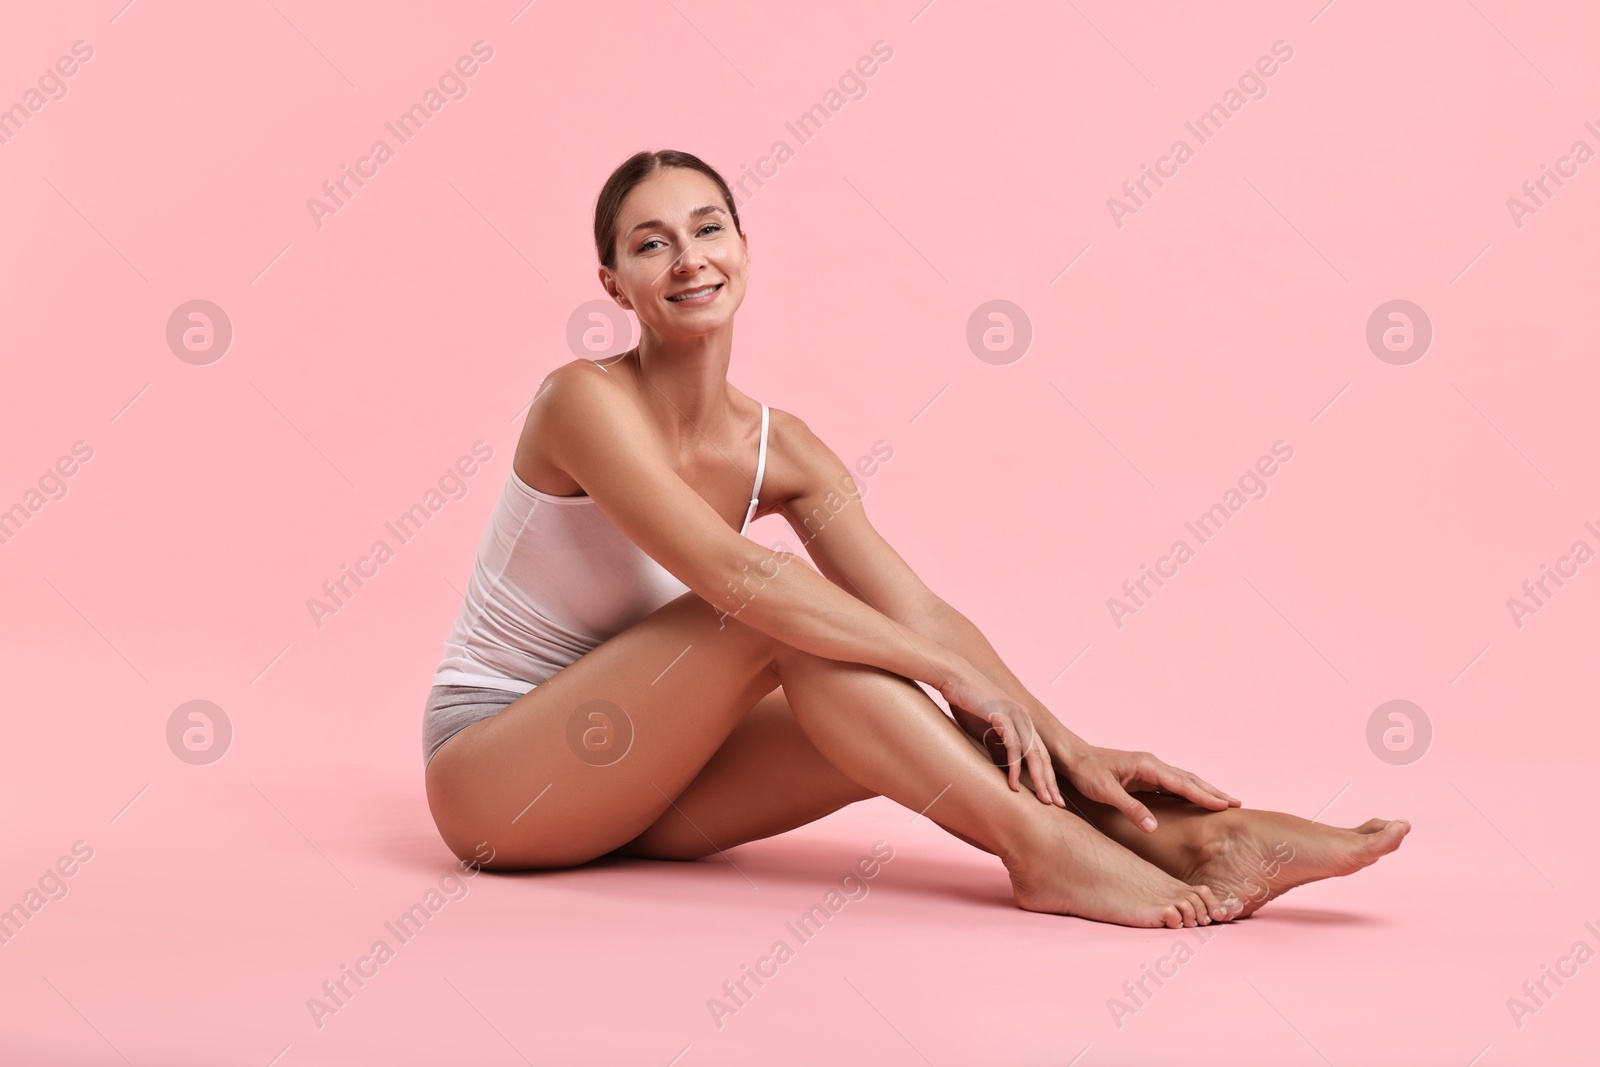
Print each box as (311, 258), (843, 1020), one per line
(422, 684), (525, 768)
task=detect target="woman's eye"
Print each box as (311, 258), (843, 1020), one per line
(639, 224), (721, 252)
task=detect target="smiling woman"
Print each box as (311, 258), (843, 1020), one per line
(418, 148), (1408, 932)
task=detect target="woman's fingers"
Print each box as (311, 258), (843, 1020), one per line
(979, 708), (1066, 808)
(1047, 741), (1066, 806)
(1178, 776), (1233, 810)
(1097, 777), (1158, 831)
(1027, 739), (1061, 806)
(1014, 714), (1060, 805)
(1191, 773), (1242, 807)
(1145, 759), (1233, 811)
(997, 723), (1022, 791)
(988, 709), (1041, 794)
(978, 720), (1017, 790)
(1164, 763), (1234, 807)
(1027, 749), (1050, 802)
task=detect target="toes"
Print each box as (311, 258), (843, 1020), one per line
(1352, 817), (1412, 843)
(1353, 819), (1406, 847)
(1370, 819), (1411, 853)
(1185, 884), (1218, 923)
(1193, 883), (1228, 922)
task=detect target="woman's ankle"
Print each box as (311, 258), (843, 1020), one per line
(998, 805), (1079, 874)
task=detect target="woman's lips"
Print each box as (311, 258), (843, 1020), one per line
(666, 283), (723, 305)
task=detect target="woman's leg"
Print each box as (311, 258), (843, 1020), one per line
(616, 686), (1410, 920)
(425, 591), (1226, 927)
(524, 623), (1407, 923)
(425, 590), (784, 869)
(614, 686), (877, 860)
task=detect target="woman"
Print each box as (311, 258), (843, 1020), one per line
(422, 149), (1408, 929)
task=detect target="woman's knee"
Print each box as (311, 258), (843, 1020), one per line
(770, 640), (879, 682)
(687, 593), (789, 677)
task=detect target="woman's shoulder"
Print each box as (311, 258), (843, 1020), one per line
(759, 403), (817, 457)
(543, 356), (627, 393)
(746, 404), (853, 510)
(512, 359), (637, 494)
(525, 358), (638, 424)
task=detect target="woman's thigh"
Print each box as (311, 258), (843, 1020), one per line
(613, 685), (878, 861)
(423, 590), (785, 869)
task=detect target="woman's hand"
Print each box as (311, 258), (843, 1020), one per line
(1059, 744), (1240, 832)
(939, 663), (1065, 807)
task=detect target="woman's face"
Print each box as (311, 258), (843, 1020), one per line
(602, 167), (748, 339)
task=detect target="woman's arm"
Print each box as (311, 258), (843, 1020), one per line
(903, 598), (1089, 758)
(531, 365), (968, 697)
(908, 597), (1242, 826)
(751, 410), (1235, 822)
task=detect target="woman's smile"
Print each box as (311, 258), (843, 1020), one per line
(665, 282), (723, 306)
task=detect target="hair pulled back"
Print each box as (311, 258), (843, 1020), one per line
(593, 149), (743, 271)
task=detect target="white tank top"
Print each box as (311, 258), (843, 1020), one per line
(432, 403), (770, 693)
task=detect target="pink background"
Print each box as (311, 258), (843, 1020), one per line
(3, 1), (1598, 1064)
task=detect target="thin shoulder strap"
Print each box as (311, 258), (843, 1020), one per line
(741, 403), (770, 533)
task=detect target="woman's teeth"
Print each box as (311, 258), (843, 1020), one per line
(668, 284), (721, 301)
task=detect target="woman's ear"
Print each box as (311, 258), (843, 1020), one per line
(598, 268), (631, 310)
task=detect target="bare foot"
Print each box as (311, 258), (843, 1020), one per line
(1007, 814), (1226, 929)
(1181, 810), (1410, 919)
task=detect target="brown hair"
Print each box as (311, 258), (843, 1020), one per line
(593, 150), (743, 271)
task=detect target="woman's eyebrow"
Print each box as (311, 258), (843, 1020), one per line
(624, 204), (726, 241)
